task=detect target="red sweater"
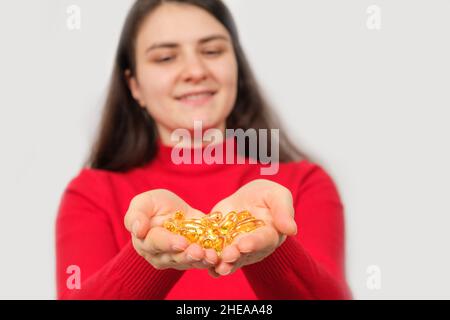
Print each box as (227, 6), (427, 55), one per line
(55, 139), (352, 299)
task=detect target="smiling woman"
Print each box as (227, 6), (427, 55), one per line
(126, 3), (238, 143)
(86, 0), (306, 171)
(55, 0), (352, 300)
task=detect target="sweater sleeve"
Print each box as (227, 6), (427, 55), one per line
(242, 163), (353, 299)
(55, 169), (184, 299)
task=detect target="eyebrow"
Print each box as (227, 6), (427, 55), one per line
(145, 34), (230, 53)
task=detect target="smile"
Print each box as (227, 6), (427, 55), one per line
(175, 91), (217, 106)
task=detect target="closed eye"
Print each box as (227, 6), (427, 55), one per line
(203, 50), (223, 56)
(156, 56), (176, 63)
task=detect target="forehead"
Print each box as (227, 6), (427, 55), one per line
(136, 3), (229, 47)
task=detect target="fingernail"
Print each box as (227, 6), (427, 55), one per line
(187, 254), (200, 262)
(172, 244), (186, 252)
(219, 269), (231, 276)
(132, 221), (140, 237)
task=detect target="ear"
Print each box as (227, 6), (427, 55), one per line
(125, 69), (146, 107)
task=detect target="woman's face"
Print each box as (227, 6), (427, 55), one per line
(127, 3), (238, 145)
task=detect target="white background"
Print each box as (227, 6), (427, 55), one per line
(0, 0), (449, 299)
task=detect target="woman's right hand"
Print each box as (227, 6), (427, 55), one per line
(124, 189), (219, 270)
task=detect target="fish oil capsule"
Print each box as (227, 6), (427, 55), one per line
(237, 210), (252, 221)
(235, 216), (257, 226)
(220, 221), (236, 235)
(164, 209), (264, 253)
(222, 211), (238, 223)
(179, 220), (204, 230)
(180, 228), (200, 243)
(163, 220), (177, 233)
(234, 220), (265, 233)
(220, 211), (238, 234)
(208, 211), (223, 222)
(174, 210), (184, 220)
(200, 217), (217, 229)
(225, 230), (242, 245)
(200, 237), (216, 249)
(214, 236), (225, 251)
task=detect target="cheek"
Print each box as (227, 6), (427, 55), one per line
(211, 59), (238, 107)
(139, 69), (175, 104)
(217, 59), (238, 90)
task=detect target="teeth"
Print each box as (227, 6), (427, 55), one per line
(181, 93), (213, 100)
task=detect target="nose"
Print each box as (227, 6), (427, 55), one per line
(180, 53), (209, 84)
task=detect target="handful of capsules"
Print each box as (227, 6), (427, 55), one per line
(163, 210), (265, 255)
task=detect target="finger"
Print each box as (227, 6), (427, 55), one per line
(215, 261), (234, 276)
(142, 227), (190, 255)
(220, 244), (240, 263)
(263, 184), (297, 236)
(128, 214), (152, 240)
(183, 249), (219, 270)
(184, 242), (205, 262)
(171, 242), (205, 264)
(124, 201), (152, 240)
(124, 189), (192, 239)
(208, 267), (221, 278)
(169, 243), (206, 268)
(204, 248), (220, 265)
(213, 244), (240, 275)
(235, 226), (279, 254)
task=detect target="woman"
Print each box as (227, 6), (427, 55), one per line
(55, 0), (352, 299)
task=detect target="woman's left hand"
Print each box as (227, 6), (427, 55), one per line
(208, 179), (298, 277)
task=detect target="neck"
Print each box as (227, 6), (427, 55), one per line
(156, 122), (227, 148)
(152, 134), (242, 174)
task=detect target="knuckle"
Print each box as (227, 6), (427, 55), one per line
(151, 262), (165, 270)
(130, 194), (142, 207)
(124, 209), (138, 230)
(144, 229), (162, 255)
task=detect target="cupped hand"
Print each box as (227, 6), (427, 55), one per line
(124, 189), (219, 270)
(207, 179), (298, 277)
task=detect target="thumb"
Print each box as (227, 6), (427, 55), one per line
(264, 186), (298, 236)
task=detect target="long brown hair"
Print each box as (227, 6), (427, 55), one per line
(86, 0), (310, 172)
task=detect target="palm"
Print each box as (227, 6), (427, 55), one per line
(145, 190), (206, 228)
(208, 180), (295, 276)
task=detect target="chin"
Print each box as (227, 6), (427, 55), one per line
(177, 118), (220, 132)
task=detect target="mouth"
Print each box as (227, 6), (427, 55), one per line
(175, 90), (217, 107)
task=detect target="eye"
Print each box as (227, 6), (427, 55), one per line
(203, 49), (223, 57)
(155, 55), (176, 63)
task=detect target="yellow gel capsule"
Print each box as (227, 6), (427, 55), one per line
(225, 229), (242, 245)
(219, 212), (237, 233)
(201, 237), (215, 249)
(208, 212), (223, 222)
(213, 237), (225, 253)
(200, 217), (218, 229)
(174, 211), (184, 220)
(163, 220), (177, 233)
(163, 210), (264, 253)
(222, 211), (238, 224)
(237, 210), (252, 221)
(179, 221), (204, 230)
(234, 216), (257, 226)
(234, 220), (265, 233)
(180, 228), (200, 243)
(220, 220), (236, 235)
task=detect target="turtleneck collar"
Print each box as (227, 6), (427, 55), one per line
(152, 135), (245, 174)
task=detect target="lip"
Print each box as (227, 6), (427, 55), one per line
(175, 89), (217, 107)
